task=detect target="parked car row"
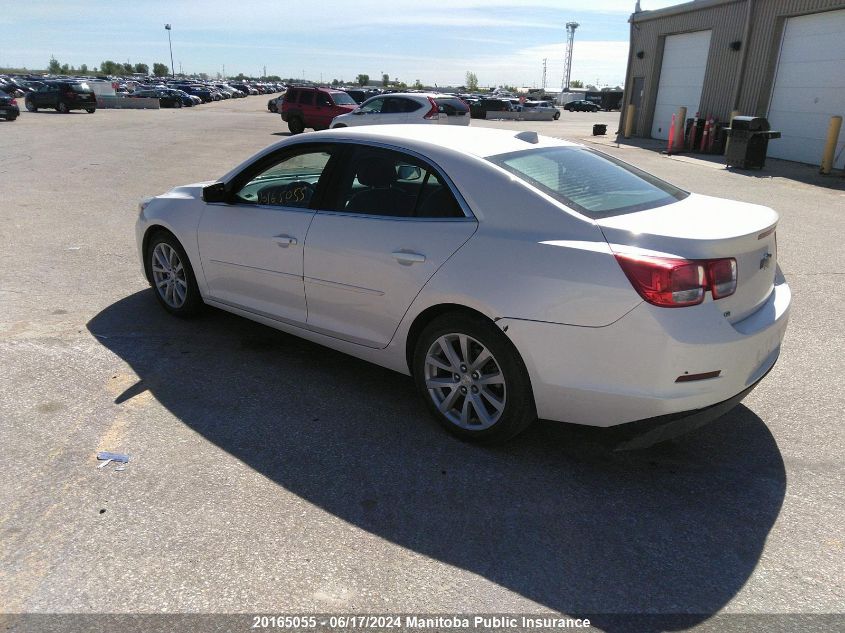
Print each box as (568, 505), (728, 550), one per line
(0, 73), (283, 115)
(278, 85), (474, 134)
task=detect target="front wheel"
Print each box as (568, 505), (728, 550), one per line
(413, 313), (536, 443)
(86, 108), (95, 114)
(553, 111), (560, 120)
(57, 101), (69, 113)
(146, 232), (203, 317)
(25, 100), (37, 112)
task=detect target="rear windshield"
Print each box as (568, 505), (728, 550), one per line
(329, 91), (356, 105)
(435, 97), (468, 114)
(487, 147), (688, 219)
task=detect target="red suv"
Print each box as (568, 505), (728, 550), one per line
(281, 86), (357, 134)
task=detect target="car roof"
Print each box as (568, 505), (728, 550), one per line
(304, 125), (576, 159)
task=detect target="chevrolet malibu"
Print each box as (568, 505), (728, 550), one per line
(136, 126), (790, 446)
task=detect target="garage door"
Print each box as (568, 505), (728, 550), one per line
(651, 30), (712, 140)
(767, 9), (845, 169)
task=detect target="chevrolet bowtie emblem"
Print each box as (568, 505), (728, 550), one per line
(760, 253), (773, 269)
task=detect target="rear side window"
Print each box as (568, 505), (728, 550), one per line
(487, 147), (688, 219)
(298, 91), (314, 106)
(322, 146), (464, 219)
(435, 97), (468, 114)
(71, 83), (91, 93)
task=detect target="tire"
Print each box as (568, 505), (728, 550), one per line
(175, 100), (182, 108)
(86, 108), (96, 114)
(553, 111), (560, 120)
(332, 123), (346, 128)
(6, 115), (17, 121)
(57, 101), (69, 113)
(413, 313), (536, 443)
(146, 231), (203, 317)
(288, 117), (305, 134)
(25, 100), (37, 112)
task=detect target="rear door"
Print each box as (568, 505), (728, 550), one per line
(303, 145), (477, 348)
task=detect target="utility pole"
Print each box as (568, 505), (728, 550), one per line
(542, 58), (547, 91)
(263, 65), (266, 78)
(164, 24), (174, 78)
(560, 21), (579, 94)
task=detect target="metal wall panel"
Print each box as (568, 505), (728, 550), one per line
(625, 0), (845, 143)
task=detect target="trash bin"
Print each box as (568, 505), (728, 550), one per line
(592, 124), (607, 136)
(724, 116), (781, 169)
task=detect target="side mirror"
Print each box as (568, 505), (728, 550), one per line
(202, 182), (228, 203)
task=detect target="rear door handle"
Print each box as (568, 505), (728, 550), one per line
(273, 234), (298, 247)
(392, 250), (426, 265)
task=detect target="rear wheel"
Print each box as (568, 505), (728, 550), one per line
(25, 100), (37, 112)
(553, 111), (560, 120)
(413, 313), (536, 443)
(57, 101), (69, 113)
(85, 108), (95, 114)
(288, 117), (305, 134)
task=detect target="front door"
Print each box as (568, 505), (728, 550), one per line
(197, 145), (335, 325)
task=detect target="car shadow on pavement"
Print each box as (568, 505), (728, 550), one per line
(88, 291), (786, 632)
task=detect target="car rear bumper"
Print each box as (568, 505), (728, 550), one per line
(0, 106), (19, 117)
(499, 273), (790, 429)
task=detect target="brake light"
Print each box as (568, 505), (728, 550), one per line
(614, 254), (737, 307)
(423, 97), (440, 120)
(10, 98), (17, 106)
(707, 258), (737, 299)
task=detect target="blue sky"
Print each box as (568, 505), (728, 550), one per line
(6, 0), (679, 87)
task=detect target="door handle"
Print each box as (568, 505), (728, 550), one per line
(392, 250), (426, 265)
(273, 234), (298, 247)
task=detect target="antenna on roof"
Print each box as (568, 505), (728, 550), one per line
(515, 131), (539, 144)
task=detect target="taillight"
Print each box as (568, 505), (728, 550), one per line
(614, 254), (737, 308)
(423, 97), (440, 120)
(10, 98), (17, 106)
(707, 258), (737, 299)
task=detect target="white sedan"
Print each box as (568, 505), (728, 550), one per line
(136, 126), (790, 447)
(330, 93), (470, 128)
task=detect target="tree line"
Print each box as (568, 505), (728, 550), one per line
(46, 57), (171, 77)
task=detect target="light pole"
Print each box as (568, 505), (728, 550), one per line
(164, 24), (175, 78)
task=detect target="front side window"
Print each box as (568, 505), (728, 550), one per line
(358, 98), (385, 114)
(329, 91), (356, 105)
(316, 92), (331, 107)
(487, 147), (688, 219)
(233, 149), (333, 208)
(322, 147), (464, 219)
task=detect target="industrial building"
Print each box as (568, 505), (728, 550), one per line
(621, 0), (845, 169)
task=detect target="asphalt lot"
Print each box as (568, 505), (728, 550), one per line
(1, 98), (843, 631)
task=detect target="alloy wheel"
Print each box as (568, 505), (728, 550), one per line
(151, 242), (188, 309)
(424, 333), (507, 430)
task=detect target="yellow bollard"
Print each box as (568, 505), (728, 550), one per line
(820, 115), (843, 175)
(725, 110), (740, 155)
(624, 105), (636, 139)
(674, 106), (687, 150)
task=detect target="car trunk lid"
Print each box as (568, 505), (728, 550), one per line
(598, 193), (779, 322)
